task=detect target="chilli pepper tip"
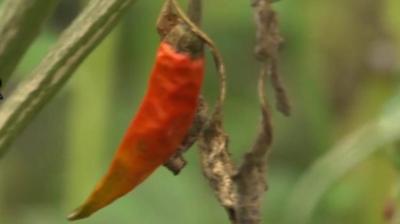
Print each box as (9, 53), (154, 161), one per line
(67, 207), (89, 221)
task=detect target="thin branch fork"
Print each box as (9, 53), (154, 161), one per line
(198, 0), (288, 224)
(234, 1), (288, 222)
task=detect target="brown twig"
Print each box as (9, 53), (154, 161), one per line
(198, 117), (237, 223)
(187, 0), (202, 26)
(235, 64), (273, 224)
(251, 0), (290, 116)
(161, 1), (286, 223)
(156, 0), (179, 39)
(198, 1), (286, 224)
(233, 1), (286, 223)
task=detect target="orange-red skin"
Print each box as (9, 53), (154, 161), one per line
(69, 42), (204, 220)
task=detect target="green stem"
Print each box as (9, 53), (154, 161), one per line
(0, 0), (137, 158)
(0, 0), (60, 83)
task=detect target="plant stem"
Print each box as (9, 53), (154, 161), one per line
(187, 0), (202, 25)
(0, 0), (137, 158)
(0, 0), (59, 83)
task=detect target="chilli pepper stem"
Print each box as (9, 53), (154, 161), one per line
(187, 0), (202, 26)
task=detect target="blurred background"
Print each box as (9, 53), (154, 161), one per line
(0, 0), (400, 223)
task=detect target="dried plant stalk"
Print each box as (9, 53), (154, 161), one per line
(232, 2), (288, 223)
(197, 1), (288, 224)
(157, 0), (286, 223)
(235, 65), (273, 224)
(251, 0), (290, 116)
(198, 117), (238, 222)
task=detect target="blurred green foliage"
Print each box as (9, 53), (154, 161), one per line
(0, 0), (399, 223)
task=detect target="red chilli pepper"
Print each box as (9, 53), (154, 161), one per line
(68, 41), (204, 220)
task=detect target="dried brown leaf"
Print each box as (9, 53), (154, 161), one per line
(198, 117), (237, 222)
(156, 0), (180, 39)
(252, 0), (290, 116)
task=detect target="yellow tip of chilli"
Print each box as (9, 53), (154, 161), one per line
(67, 206), (91, 221)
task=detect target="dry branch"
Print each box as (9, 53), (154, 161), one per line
(233, 1), (285, 223)
(235, 66), (273, 224)
(197, 0), (288, 224)
(251, 0), (290, 116)
(198, 116), (238, 222)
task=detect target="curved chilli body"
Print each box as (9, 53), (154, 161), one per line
(68, 42), (204, 220)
